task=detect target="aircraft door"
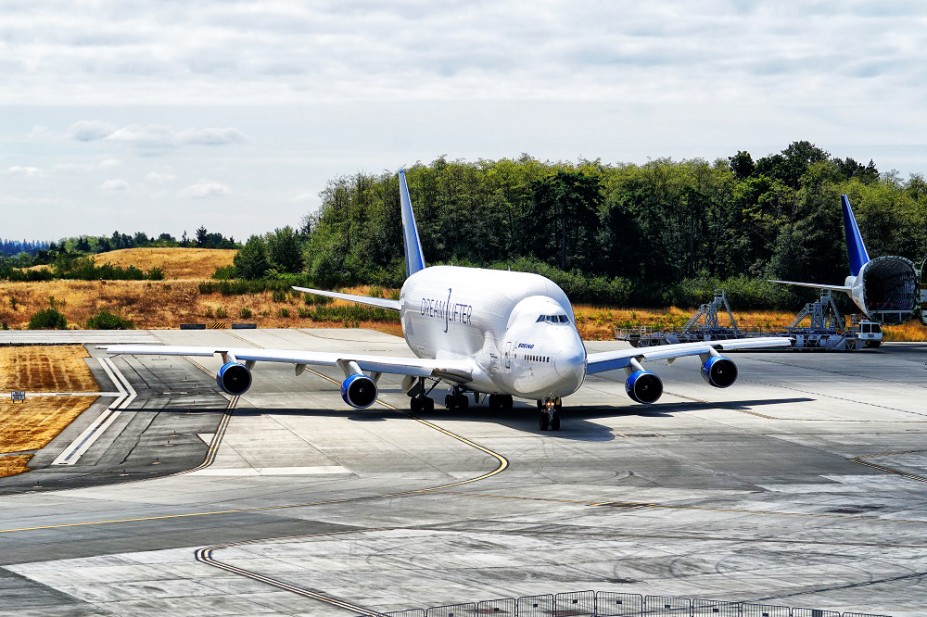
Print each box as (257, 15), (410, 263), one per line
(504, 341), (512, 369)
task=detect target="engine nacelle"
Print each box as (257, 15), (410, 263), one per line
(341, 373), (378, 409)
(625, 369), (663, 404)
(701, 355), (738, 388)
(216, 361), (252, 396)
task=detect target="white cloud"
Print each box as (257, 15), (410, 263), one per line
(66, 122), (246, 150)
(101, 179), (129, 193)
(26, 125), (55, 139)
(179, 181), (232, 198)
(146, 171), (177, 183)
(4, 166), (44, 177)
(68, 121), (117, 142)
(105, 125), (246, 148)
(55, 158), (123, 174)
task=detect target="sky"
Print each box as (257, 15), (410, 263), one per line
(2, 0), (927, 242)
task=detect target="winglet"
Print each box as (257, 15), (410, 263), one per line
(841, 195), (870, 276)
(399, 169), (426, 278)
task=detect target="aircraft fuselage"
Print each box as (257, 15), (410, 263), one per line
(399, 265), (587, 400)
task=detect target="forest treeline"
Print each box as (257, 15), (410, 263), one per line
(283, 141), (926, 309)
(5, 141), (927, 310)
(0, 226), (238, 270)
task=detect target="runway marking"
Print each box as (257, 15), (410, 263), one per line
(50, 358), (132, 466)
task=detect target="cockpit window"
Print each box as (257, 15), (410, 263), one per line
(536, 314), (570, 324)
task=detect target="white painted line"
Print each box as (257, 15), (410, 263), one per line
(51, 357), (132, 466)
(104, 357), (137, 410)
(51, 408), (122, 466)
(188, 465), (351, 477)
(29, 392), (122, 397)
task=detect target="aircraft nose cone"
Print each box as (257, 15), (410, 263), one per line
(554, 344), (587, 391)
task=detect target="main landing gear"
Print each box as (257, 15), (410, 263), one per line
(538, 397), (562, 431)
(409, 376), (436, 413)
(410, 394), (434, 413)
(488, 394), (513, 410)
(445, 386), (469, 411)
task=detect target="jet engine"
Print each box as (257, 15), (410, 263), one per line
(625, 369), (663, 404)
(216, 361), (252, 396)
(701, 355), (738, 388)
(341, 373), (378, 409)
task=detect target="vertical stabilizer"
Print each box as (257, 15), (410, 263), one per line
(841, 195), (870, 276)
(399, 169), (426, 278)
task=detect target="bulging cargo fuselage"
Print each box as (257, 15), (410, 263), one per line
(400, 265), (587, 400)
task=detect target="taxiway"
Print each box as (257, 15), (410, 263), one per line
(0, 329), (924, 616)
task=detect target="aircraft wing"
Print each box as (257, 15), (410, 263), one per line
(586, 337), (792, 374)
(292, 286), (401, 311)
(768, 279), (852, 293)
(104, 345), (473, 382)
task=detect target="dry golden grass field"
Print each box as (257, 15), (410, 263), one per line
(0, 248), (923, 339)
(94, 247), (236, 279)
(0, 346), (99, 478)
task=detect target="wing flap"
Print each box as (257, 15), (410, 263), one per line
(586, 337), (792, 374)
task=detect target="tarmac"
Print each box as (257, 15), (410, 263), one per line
(0, 329), (925, 616)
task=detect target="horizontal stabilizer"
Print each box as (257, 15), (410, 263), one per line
(292, 286), (401, 311)
(768, 280), (852, 293)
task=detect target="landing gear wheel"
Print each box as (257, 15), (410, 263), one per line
(538, 397), (562, 431)
(410, 396), (434, 413)
(445, 393), (469, 411)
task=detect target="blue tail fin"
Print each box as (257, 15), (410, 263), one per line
(399, 169), (426, 278)
(841, 195), (870, 276)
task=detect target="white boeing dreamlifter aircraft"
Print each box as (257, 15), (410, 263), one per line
(106, 170), (791, 431)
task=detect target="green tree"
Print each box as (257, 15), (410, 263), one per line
(266, 226), (305, 273)
(234, 235), (270, 279)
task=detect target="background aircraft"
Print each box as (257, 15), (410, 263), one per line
(772, 195), (917, 325)
(108, 170), (791, 431)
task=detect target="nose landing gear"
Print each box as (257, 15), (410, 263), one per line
(537, 397), (562, 431)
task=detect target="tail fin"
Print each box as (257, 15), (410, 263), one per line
(842, 195), (870, 276)
(399, 169), (426, 278)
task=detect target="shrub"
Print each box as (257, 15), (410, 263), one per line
(278, 308), (290, 318)
(239, 307), (253, 319)
(215, 306), (228, 319)
(28, 308), (67, 330)
(212, 265), (236, 280)
(86, 309), (134, 330)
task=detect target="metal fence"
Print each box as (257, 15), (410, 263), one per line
(370, 590), (890, 617)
